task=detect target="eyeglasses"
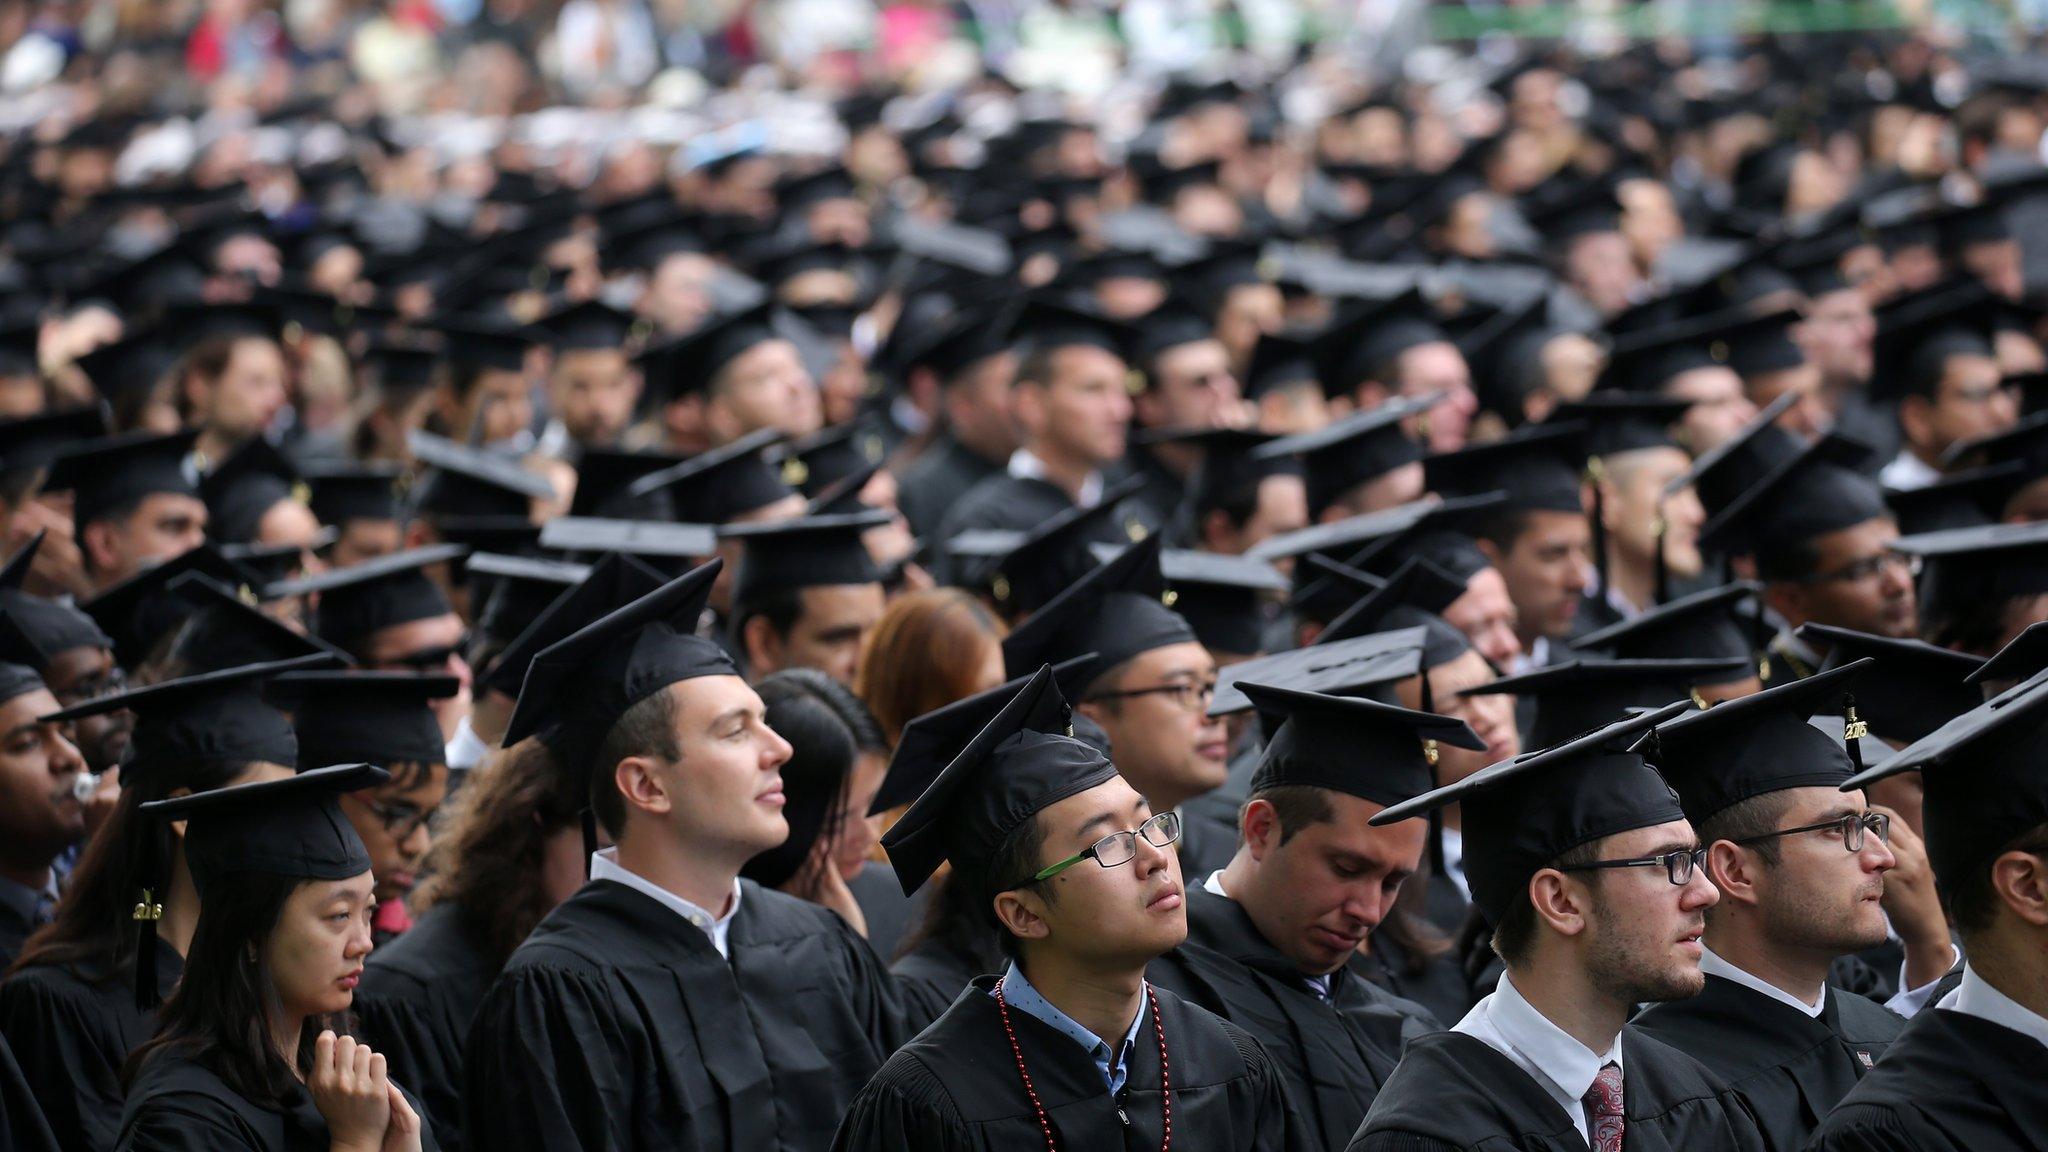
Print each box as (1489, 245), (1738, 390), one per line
(385, 636), (471, 671)
(1797, 550), (1920, 586)
(356, 799), (434, 841)
(1731, 811), (1891, 853)
(1084, 679), (1217, 713)
(1028, 811), (1182, 883)
(1559, 847), (1708, 887)
(54, 665), (127, 707)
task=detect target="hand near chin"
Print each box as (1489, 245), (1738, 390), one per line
(1869, 806), (1955, 988)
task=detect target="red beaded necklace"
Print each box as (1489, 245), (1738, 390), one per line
(993, 977), (1172, 1152)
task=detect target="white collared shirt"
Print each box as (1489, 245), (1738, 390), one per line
(1941, 963), (2048, 1052)
(588, 848), (742, 959)
(1438, 826), (1471, 903)
(445, 715), (491, 774)
(1202, 871), (1331, 999)
(1007, 448), (1104, 508)
(1878, 450), (1941, 492)
(1453, 973), (1626, 1146)
(1698, 947), (1824, 1018)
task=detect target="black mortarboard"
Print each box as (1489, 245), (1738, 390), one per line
(1650, 659), (1871, 826)
(1142, 427), (1301, 523)
(435, 318), (538, 374)
(948, 476), (1148, 614)
(624, 428), (795, 524)
(1256, 394), (1439, 518)
(271, 545), (465, 648)
(0, 405), (109, 476)
(1969, 621), (2048, 693)
(1550, 395), (1690, 459)
(1157, 548), (1287, 659)
(1424, 421), (1586, 515)
(871, 655), (1106, 818)
(43, 430), (199, 531)
(81, 543), (261, 668)
(200, 437), (306, 546)
(1942, 408), (2048, 471)
(724, 511), (889, 606)
(270, 671), (457, 768)
(1800, 623), (1985, 746)
(1241, 682), (1481, 805)
(163, 572), (351, 676)
(1569, 582), (1762, 683)
(1868, 280), (1999, 402)
(1370, 703), (1693, 921)
(1001, 535), (1197, 691)
(469, 553), (591, 647)
(1248, 494), (1503, 584)
(1465, 658), (1746, 750)
(771, 418), (891, 497)
(1671, 391), (1805, 525)
(636, 303), (785, 403)
(1243, 329), (1320, 401)
(533, 299), (641, 353)
(73, 329), (180, 416)
(407, 431), (555, 522)
(303, 464), (404, 527)
(885, 300), (1017, 383)
(1596, 309), (1745, 394)
(0, 534), (113, 666)
(43, 655), (323, 781)
(1461, 295), (1561, 422)
(480, 552), (669, 700)
(137, 762), (385, 898)
(1892, 519), (2048, 618)
(1208, 627), (1427, 718)
(1721, 307), (1808, 379)
(363, 335), (444, 397)
(1883, 462), (2024, 535)
(1310, 555), (1473, 668)
(1701, 433), (1888, 560)
(879, 663), (1117, 897)
(504, 560), (735, 772)
(1310, 292), (1448, 396)
(159, 299), (281, 350)
(536, 519), (718, 571)
(568, 448), (686, 520)
(1128, 297), (1219, 367)
(776, 165), (861, 213)
(1009, 296), (1137, 359)
(1840, 672), (2048, 903)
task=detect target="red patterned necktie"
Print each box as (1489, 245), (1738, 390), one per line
(1583, 1062), (1624, 1151)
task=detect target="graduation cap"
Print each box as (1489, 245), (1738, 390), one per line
(567, 448), (686, 521)
(200, 437), (306, 546)
(434, 318), (539, 375)
(270, 671), (458, 768)
(270, 544), (465, 649)
(1891, 519), (2048, 622)
(1369, 702), (1693, 922)
(948, 476), (1149, 614)
(1424, 420), (1586, 515)
(72, 329), (181, 416)
(478, 552), (668, 700)
(1208, 626), (1428, 718)
(532, 298), (642, 354)
(1248, 493), (1503, 580)
(1461, 295), (1561, 421)
(1001, 535), (1197, 691)
(1969, 620), (2048, 691)
(159, 298), (282, 351)
(504, 560), (735, 777)
(1144, 426), (1301, 524)
(1156, 548), (1287, 659)
(1670, 391), (1805, 524)
(622, 427), (795, 525)
(1941, 408), (2048, 471)
(1309, 292), (1448, 397)
(1868, 280), (1999, 402)
(407, 431), (555, 521)
(1883, 462), (2026, 535)
(1128, 296), (1220, 367)
(536, 519), (718, 571)
(137, 759), (386, 903)
(43, 654), (326, 781)
(870, 655), (1106, 818)
(161, 571), (350, 676)
(1570, 581), (1763, 684)
(1648, 658), (1874, 827)
(1838, 671), (2048, 903)
(1240, 682), (1482, 806)
(722, 510), (889, 608)
(636, 303), (786, 404)
(1595, 307), (1751, 394)
(1310, 555), (1473, 670)
(0, 534), (113, 667)
(883, 299), (1018, 384)
(1799, 623), (1985, 746)
(1551, 395), (1692, 460)
(1009, 295), (1137, 361)
(302, 464), (404, 527)
(42, 430), (200, 532)
(770, 417), (890, 497)
(1255, 394), (1439, 519)
(1242, 329), (1319, 401)
(1699, 432), (1887, 561)
(879, 663), (1118, 897)
(776, 165), (862, 213)
(363, 334), (444, 398)
(80, 543), (262, 668)
(1465, 657), (1748, 751)
(468, 553), (592, 648)
(0, 404), (111, 476)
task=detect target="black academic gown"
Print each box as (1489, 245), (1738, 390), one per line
(1349, 1026), (1767, 1152)
(1148, 887), (1438, 1152)
(1109, 445), (1187, 538)
(1353, 929), (1475, 1031)
(1630, 975), (1902, 1152)
(1805, 1006), (2048, 1151)
(0, 879), (48, 972)
(848, 863), (923, 966)
(893, 936), (995, 1034)
(116, 1048), (439, 1152)
(0, 940), (183, 1152)
(1175, 805), (1241, 882)
(897, 433), (1005, 538)
(831, 976), (1305, 1152)
(1, 1026), (60, 1152)
(351, 903), (500, 1152)
(462, 878), (906, 1152)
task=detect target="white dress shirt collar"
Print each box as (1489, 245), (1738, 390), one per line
(588, 847), (743, 959)
(1438, 826), (1471, 902)
(1201, 871), (1331, 998)
(1008, 448), (1104, 508)
(1946, 963), (2048, 1053)
(1698, 947), (1824, 1018)
(1453, 972), (1625, 1145)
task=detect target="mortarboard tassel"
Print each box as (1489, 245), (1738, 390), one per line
(132, 833), (164, 1012)
(1842, 693), (1867, 772)
(1750, 590), (1771, 683)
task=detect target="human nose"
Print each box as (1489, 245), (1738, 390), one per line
(1682, 867), (1720, 911)
(46, 728), (85, 777)
(762, 723), (794, 770)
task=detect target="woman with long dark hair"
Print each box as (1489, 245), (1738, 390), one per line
(118, 764), (433, 1152)
(1, 659), (310, 1152)
(742, 670), (888, 934)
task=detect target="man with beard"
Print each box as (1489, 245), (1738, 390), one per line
(0, 534), (130, 774)
(1148, 682), (1481, 1151)
(1631, 662), (1906, 1152)
(0, 663), (89, 969)
(1351, 707), (1766, 1152)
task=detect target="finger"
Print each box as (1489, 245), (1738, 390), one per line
(353, 1040), (375, 1087)
(314, 1031), (337, 1077)
(389, 1085), (419, 1132)
(369, 1051), (388, 1091)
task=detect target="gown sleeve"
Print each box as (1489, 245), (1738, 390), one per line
(353, 985), (466, 1151)
(0, 972), (121, 1152)
(460, 965), (636, 1152)
(115, 1096), (265, 1152)
(829, 1058), (978, 1152)
(830, 913), (913, 1059)
(1803, 1108), (1957, 1152)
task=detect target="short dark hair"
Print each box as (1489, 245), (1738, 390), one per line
(590, 685), (683, 838)
(1755, 535), (1823, 583)
(1015, 346), (1061, 391)
(986, 810), (1054, 961)
(1491, 837), (1604, 967)
(1697, 791), (1792, 868)
(1078, 655), (1140, 715)
(1949, 821), (2048, 940)
(1198, 464), (1265, 530)
(733, 586), (804, 650)
(1241, 784), (1335, 848)
(1467, 506), (1535, 555)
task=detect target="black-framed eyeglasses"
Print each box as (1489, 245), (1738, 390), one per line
(1559, 847), (1708, 887)
(54, 664), (127, 707)
(1084, 679), (1217, 713)
(355, 799), (434, 841)
(1731, 811), (1891, 853)
(385, 637), (471, 671)
(1027, 811), (1181, 883)
(1795, 551), (1920, 586)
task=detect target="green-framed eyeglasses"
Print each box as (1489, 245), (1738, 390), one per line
(1030, 811), (1182, 883)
